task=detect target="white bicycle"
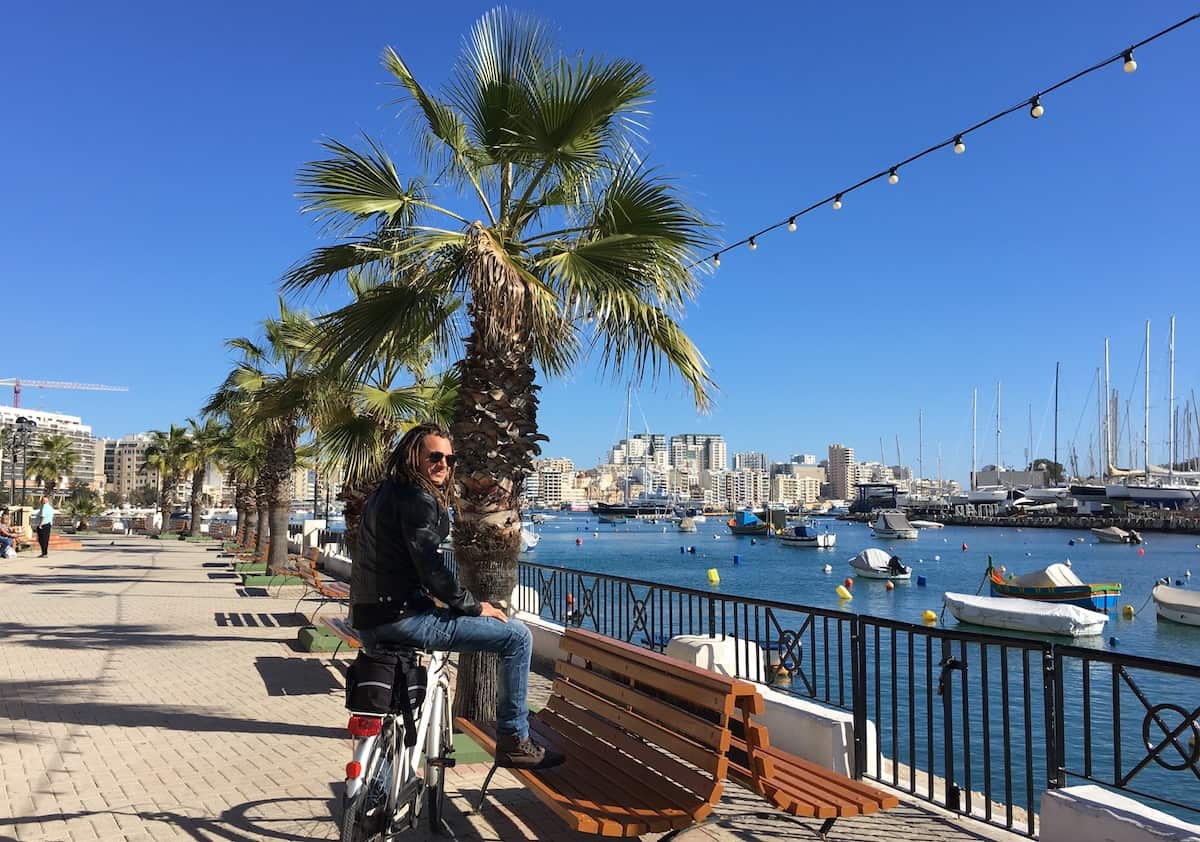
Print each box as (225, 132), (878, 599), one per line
(340, 647), (454, 841)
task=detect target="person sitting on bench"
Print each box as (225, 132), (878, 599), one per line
(0, 510), (17, 557)
(351, 423), (564, 771)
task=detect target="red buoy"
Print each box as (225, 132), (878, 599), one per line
(961, 542), (968, 551)
(843, 577), (854, 589)
(575, 537), (583, 545)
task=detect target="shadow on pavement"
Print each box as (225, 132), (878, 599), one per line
(255, 656), (342, 697)
(0, 621), (297, 650)
(215, 611), (307, 628)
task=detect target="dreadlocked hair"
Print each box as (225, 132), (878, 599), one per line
(386, 423), (457, 509)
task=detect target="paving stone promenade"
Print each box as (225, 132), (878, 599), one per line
(0, 536), (1024, 841)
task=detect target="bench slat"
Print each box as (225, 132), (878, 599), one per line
(560, 637), (731, 713)
(550, 682), (727, 776)
(555, 660), (728, 750)
(535, 707), (709, 820)
(540, 703), (718, 800)
(563, 628), (757, 701)
(754, 745), (900, 809)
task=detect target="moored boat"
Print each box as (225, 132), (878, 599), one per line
(988, 559), (1121, 612)
(872, 510), (918, 540)
(727, 510), (770, 536)
(779, 522), (836, 548)
(849, 547), (911, 580)
(677, 517), (697, 533)
(908, 520), (943, 529)
(1152, 585), (1200, 627)
(1090, 525), (1142, 544)
(943, 592), (1108, 638)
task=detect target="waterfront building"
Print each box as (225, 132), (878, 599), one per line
(771, 474), (821, 507)
(791, 453), (818, 465)
(973, 467), (1047, 489)
(670, 434), (726, 472)
(827, 444), (857, 501)
(733, 451), (769, 471)
(725, 469), (769, 508)
(0, 406), (98, 494)
(856, 461), (896, 484)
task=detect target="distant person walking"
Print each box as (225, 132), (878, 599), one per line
(33, 495), (56, 558)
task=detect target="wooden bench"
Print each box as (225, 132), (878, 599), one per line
(728, 722), (899, 839)
(320, 616), (362, 661)
(293, 555), (351, 620)
(456, 626), (763, 839)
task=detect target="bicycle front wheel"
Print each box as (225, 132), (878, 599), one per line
(425, 687), (452, 830)
(341, 724), (395, 842)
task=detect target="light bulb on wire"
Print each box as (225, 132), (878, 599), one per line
(788, 217), (797, 232)
(1123, 49), (1137, 73)
(1030, 96), (1044, 119)
(832, 194), (843, 210)
(748, 237), (757, 251)
(954, 135), (966, 154)
(888, 168), (899, 185)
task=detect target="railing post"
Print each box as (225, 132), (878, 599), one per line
(851, 616), (868, 779)
(1046, 646), (1062, 790)
(940, 637), (960, 813)
(707, 596), (716, 638)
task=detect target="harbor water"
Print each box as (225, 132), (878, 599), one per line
(527, 513), (1199, 661)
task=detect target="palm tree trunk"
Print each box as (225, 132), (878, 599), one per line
(263, 430), (295, 574)
(450, 305), (542, 723)
(255, 480), (270, 559)
(159, 477), (173, 537)
(189, 468), (204, 537)
(235, 481), (252, 546)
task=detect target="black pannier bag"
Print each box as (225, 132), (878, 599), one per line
(345, 648), (429, 747)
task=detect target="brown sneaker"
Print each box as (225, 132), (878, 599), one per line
(495, 733), (565, 769)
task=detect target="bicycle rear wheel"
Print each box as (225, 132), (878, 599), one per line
(425, 688), (452, 831)
(340, 722), (395, 842)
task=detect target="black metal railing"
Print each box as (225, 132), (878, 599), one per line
(287, 523), (302, 537)
(512, 559), (1199, 835)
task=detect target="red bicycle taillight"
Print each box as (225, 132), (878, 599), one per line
(347, 715), (383, 737)
(346, 761), (362, 779)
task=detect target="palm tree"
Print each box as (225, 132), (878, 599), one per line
(143, 425), (192, 535)
(206, 302), (338, 572)
(66, 486), (103, 531)
(184, 417), (225, 537)
(284, 10), (715, 720)
(26, 433), (79, 497)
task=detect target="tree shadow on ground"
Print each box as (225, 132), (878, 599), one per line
(0, 621), (296, 650)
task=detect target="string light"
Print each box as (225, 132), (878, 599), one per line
(692, 13), (1197, 270)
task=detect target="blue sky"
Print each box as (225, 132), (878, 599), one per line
(3, 1), (1197, 483)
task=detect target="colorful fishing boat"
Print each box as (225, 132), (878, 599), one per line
(987, 558), (1121, 612)
(727, 509), (770, 536)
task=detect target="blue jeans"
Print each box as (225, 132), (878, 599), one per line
(0, 536), (11, 555)
(358, 608), (532, 739)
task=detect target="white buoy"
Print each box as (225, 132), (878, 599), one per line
(934, 555), (941, 561)
(1066, 559), (1072, 567)
(822, 564), (832, 574)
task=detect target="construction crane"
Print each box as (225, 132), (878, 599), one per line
(0, 378), (129, 408)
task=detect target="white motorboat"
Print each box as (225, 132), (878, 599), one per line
(872, 510), (918, 540)
(677, 517), (698, 533)
(849, 548), (911, 580)
(779, 522), (836, 548)
(943, 592), (1108, 638)
(908, 520), (943, 529)
(1152, 585), (1200, 627)
(967, 485), (1009, 504)
(520, 524), (540, 552)
(1090, 526), (1142, 544)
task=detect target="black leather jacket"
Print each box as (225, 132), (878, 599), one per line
(351, 478), (481, 628)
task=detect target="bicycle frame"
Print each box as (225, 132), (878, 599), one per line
(344, 649), (451, 819)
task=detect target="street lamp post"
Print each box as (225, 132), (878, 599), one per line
(11, 417), (37, 514)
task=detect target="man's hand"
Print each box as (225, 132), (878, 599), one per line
(479, 601), (509, 623)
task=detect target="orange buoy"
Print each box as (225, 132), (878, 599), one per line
(843, 577), (854, 589)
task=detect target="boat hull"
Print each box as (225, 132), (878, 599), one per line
(853, 567), (911, 580)
(944, 592), (1108, 638)
(779, 533), (836, 548)
(874, 528), (918, 540)
(990, 578), (1121, 612)
(728, 523), (770, 535)
(1152, 585), (1200, 627)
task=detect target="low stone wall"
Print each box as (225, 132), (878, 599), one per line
(1040, 785), (1200, 842)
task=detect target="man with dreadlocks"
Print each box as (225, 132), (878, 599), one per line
(351, 423), (564, 770)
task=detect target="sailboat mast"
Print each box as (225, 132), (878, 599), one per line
(1104, 338), (1112, 478)
(996, 382), (1002, 474)
(1145, 321), (1151, 480)
(624, 383), (631, 504)
(1096, 368), (1104, 479)
(1027, 404), (1033, 472)
(1054, 362), (1060, 473)
(1169, 314), (1176, 482)
(971, 388), (977, 490)
(918, 409), (924, 487)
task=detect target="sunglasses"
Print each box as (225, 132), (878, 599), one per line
(427, 451), (458, 468)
